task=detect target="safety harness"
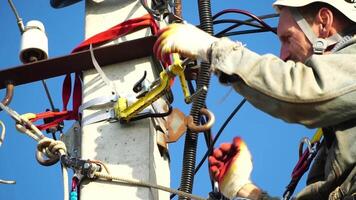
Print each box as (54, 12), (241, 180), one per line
(29, 14), (159, 131)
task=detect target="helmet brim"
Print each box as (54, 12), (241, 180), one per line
(272, 0), (356, 23)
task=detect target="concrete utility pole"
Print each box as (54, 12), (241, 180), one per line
(80, 0), (170, 199)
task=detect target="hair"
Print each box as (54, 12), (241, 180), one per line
(298, 2), (353, 29)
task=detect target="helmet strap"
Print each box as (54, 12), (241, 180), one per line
(289, 7), (343, 54)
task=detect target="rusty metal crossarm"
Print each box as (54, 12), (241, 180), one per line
(0, 36), (156, 90)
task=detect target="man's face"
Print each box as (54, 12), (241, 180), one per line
(277, 7), (313, 63)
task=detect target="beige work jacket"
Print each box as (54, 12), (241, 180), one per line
(210, 36), (356, 199)
(211, 36), (356, 128)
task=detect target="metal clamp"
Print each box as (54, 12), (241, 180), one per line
(116, 54), (192, 122)
(60, 155), (101, 178)
(186, 108), (215, 133)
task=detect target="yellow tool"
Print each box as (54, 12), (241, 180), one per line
(115, 54), (192, 122)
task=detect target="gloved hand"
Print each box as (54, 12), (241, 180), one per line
(153, 23), (218, 63)
(209, 137), (253, 199)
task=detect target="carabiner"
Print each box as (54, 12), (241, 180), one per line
(299, 137), (312, 158)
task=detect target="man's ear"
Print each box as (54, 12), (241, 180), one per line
(316, 7), (334, 38)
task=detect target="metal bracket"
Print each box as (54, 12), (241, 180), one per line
(165, 108), (187, 143)
(61, 122), (81, 158)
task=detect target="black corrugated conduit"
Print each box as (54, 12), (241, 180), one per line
(178, 0), (214, 199)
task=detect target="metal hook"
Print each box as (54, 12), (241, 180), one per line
(186, 108), (215, 133)
(0, 83), (14, 112)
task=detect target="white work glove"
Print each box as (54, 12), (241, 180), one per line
(153, 23), (218, 63)
(209, 137), (253, 199)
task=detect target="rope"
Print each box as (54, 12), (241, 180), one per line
(0, 120), (5, 147)
(94, 172), (206, 200)
(0, 102), (69, 200)
(15, 118), (68, 200)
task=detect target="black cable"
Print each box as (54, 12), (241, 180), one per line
(213, 19), (265, 29)
(7, 0), (25, 33)
(220, 28), (277, 37)
(194, 98), (246, 175)
(41, 80), (56, 111)
(178, 0), (214, 199)
(170, 98), (247, 200)
(128, 105), (173, 122)
(214, 13), (278, 37)
(213, 10), (277, 35)
(29, 57), (61, 136)
(173, 7), (276, 200)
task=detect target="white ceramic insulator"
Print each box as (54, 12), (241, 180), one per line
(20, 20), (48, 63)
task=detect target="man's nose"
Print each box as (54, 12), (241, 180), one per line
(280, 44), (290, 61)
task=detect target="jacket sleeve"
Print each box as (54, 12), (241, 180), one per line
(210, 37), (356, 128)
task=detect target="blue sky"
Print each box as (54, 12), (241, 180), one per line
(0, 1), (315, 199)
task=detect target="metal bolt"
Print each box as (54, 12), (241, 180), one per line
(74, 127), (79, 133)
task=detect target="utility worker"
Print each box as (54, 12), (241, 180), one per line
(154, 0), (356, 199)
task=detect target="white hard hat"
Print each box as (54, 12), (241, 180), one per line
(273, 0), (356, 23)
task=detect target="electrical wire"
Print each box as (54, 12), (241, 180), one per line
(42, 80), (56, 111)
(7, 0), (25, 33)
(29, 57), (61, 136)
(193, 11), (277, 173)
(216, 13), (278, 37)
(129, 105), (173, 122)
(213, 19), (265, 30)
(213, 10), (278, 36)
(170, 98), (247, 200)
(194, 99), (246, 176)
(189, 12), (278, 178)
(220, 28), (277, 37)
(178, 1), (215, 199)
(213, 9), (275, 28)
(7, 0), (60, 135)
